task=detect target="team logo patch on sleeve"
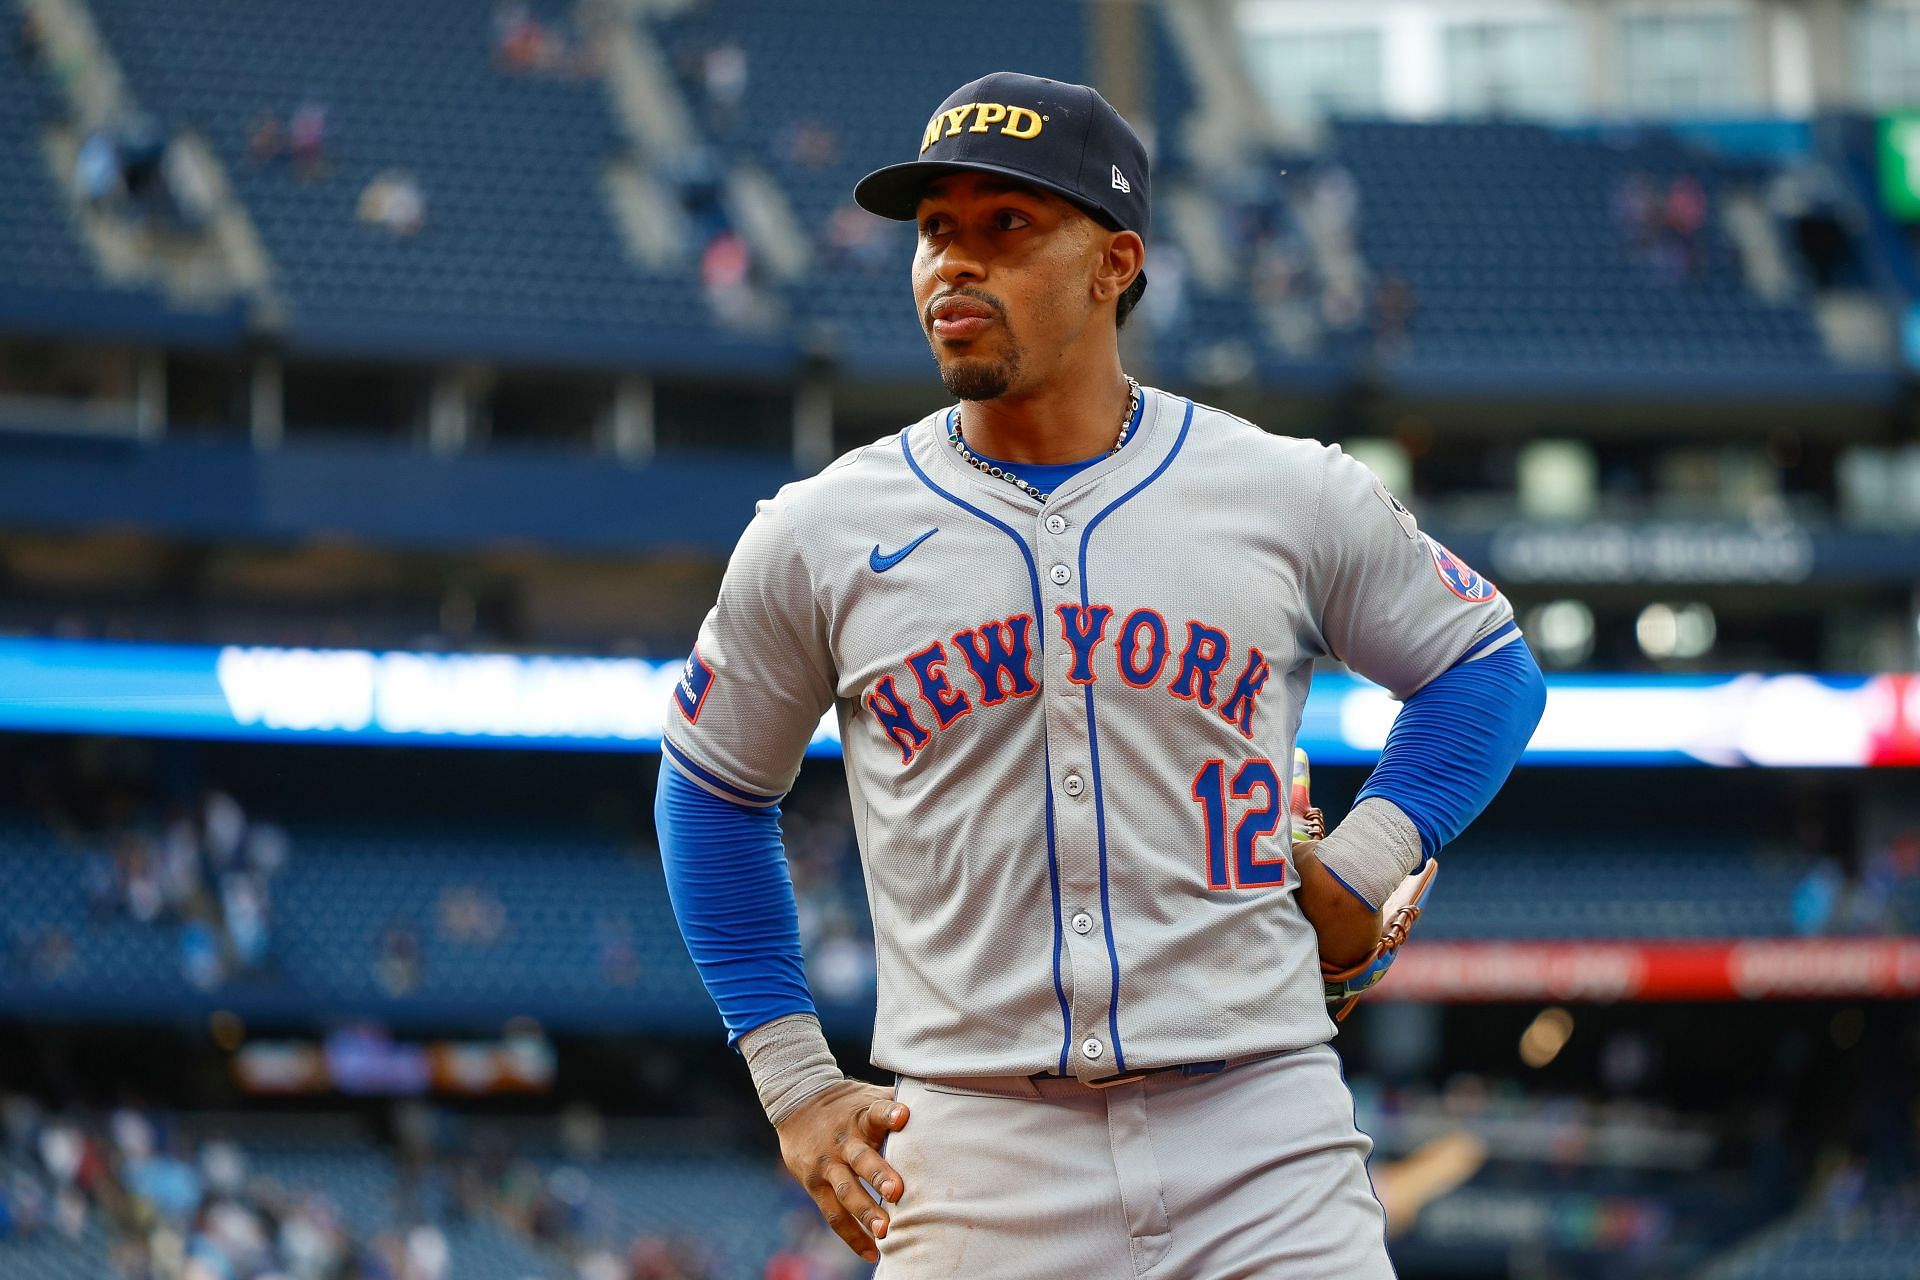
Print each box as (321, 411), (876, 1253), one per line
(1425, 536), (1497, 602)
(674, 648), (715, 723)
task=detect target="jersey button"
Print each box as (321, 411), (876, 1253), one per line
(1045, 514), (1068, 535)
(1062, 772), (1085, 797)
(1071, 911), (1094, 935)
(1081, 1037), (1104, 1061)
(1049, 564), (1072, 585)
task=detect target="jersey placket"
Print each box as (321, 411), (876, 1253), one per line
(1036, 494), (1120, 1079)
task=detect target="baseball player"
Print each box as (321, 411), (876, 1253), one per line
(657, 73), (1547, 1277)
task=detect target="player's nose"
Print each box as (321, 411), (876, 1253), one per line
(929, 238), (985, 286)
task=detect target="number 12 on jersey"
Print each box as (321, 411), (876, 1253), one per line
(1190, 759), (1290, 890)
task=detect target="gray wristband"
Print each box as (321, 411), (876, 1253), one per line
(1311, 797), (1422, 911)
(739, 1013), (844, 1126)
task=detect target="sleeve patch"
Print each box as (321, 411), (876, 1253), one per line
(673, 647), (716, 723)
(1372, 479), (1421, 540)
(1425, 536), (1498, 602)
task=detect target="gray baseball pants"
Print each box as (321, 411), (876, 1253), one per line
(873, 1042), (1395, 1279)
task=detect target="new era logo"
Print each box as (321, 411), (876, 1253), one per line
(1111, 165), (1130, 194)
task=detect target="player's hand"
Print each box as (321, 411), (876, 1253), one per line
(1291, 838), (1384, 969)
(774, 1079), (910, 1263)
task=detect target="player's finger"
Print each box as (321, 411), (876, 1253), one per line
(846, 1138), (904, 1204)
(806, 1177), (880, 1263)
(820, 1156), (888, 1252)
(858, 1098), (909, 1145)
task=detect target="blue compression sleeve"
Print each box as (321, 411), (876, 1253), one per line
(655, 762), (815, 1043)
(1352, 637), (1547, 863)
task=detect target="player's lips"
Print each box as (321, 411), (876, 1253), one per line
(928, 295), (998, 341)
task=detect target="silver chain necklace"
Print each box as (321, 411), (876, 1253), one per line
(947, 377), (1141, 505)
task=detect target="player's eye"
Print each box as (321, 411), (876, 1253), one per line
(992, 209), (1031, 232)
(920, 214), (952, 239)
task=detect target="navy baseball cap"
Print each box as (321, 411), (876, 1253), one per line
(854, 71), (1150, 239)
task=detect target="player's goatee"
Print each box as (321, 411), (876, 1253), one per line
(938, 352), (1020, 401)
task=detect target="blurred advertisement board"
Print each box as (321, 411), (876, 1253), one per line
(0, 637), (1914, 766)
(1383, 939), (1920, 1002)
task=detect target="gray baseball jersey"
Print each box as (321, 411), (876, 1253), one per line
(662, 386), (1517, 1082)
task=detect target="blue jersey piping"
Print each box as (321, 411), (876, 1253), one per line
(1074, 396), (1194, 1073)
(900, 431), (1074, 1076)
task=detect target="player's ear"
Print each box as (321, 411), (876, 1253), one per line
(1091, 229), (1144, 307)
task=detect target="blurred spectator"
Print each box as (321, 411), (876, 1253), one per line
(180, 910), (225, 990)
(780, 121), (840, 171)
(288, 99), (328, 181)
(358, 170), (429, 237)
(494, 2), (547, 72)
(74, 128), (122, 207)
(376, 921), (422, 996)
(1254, 236), (1320, 357)
(807, 922), (871, 1005)
(1663, 174), (1709, 281)
(160, 808), (206, 913)
(202, 789), (247, 872)
(120, 833), (165, 923)
(245, 820), (292, 878)
(701, 230), (770, 330)
(701, 41), (748, 133)
(581, 1245), (627, 1280)
(435, 884), (506, 946)
(1308, 162), (1359, 242)
(1792, 859), (1841, 935)
(1612, 171), (1661, 259)
(247, 109), (284, 164)
(404, 1221), (450, 1280)
(595, 917), (642, 989)
(67, 111), (214, 235)
(33, 772), (296, 991)
(822, 203), (890, 273)
(1320, 272), (1365, 333)
(220, 870), (271, 971)
(1371, 271), (1416, 357)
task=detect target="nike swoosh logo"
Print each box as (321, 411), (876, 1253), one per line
(870, 528), (938, 573)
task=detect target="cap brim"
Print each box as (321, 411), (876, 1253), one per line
(853, 159), (1121, 229)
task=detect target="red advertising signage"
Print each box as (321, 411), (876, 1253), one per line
(1381, 939), (1920, 1003)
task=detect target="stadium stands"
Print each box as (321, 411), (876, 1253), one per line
(274, 828), (709, 1015)
(87, 0), (781, 368)
(0, 815), (715, 1026)
(0, 1102), (799, 1280)
(1331, 119), (1859, 392)
(0, 0), (1889, 398)
(649, 0), (1092, 375)
(238, 1142), (562, 1280)
(4, 796), (1908, 1027)
(1419, 837), (1808, 940)
(0, 30), (102, 304)
(524, 1151), (793, 1276)
(0, 1147), (116, 1278)
(1716, 1191), (1920, 1280)
(0, 9), (232, 342)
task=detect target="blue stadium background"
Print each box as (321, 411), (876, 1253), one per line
(1, 0), (1918, 1277)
